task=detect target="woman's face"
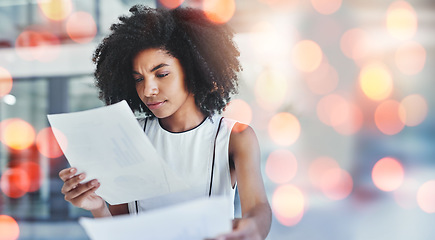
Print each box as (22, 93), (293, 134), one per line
(133, 48), (196, 119)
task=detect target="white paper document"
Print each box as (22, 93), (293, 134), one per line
(47, 100), (189, 205)
(79, 196), (232, 240)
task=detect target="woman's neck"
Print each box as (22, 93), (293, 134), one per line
(158, 98), (206, 133)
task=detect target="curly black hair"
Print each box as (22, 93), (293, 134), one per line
(92, 5), (241, 117)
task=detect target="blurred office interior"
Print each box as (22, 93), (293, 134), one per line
(0, 0), (434, 239)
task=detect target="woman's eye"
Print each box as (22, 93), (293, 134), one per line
(134, 77), (144, 82)
(157, 73), (169, 78)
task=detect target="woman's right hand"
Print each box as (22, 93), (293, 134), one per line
(59, 167), (105, 211)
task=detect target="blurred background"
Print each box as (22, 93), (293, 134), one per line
(0, 0), (434, 239)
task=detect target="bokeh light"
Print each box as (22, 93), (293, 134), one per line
(417, 180), (435, 213)
(340, 28), (369, 62)
(372, 157), (404, 192)
(36, 127), (66, 158)
(0, 215), (20, 240)
(359, 62), (393, 101)
(15, 30), (61, 62)
(159, 0), (184, 9)
(386, 1), (417, 41)
(0, 168), (30, 198)
(320, 168), (353, 200)
(254, 68), (287, 111)
(0, 67), (13, 97)
(37, 0), (73, 21)
(203, 0), (235, 24)
(265, 150), (298, 184)
(272, 184), (305, 226)
(0, 118), (36, 150)
(16, 161), (42, 193)
(66, 11), (97, 44)
(223, 99), (252, 133)
(268, 112), (301, 146)
(308, 156), (340, 189)
(374, 100), (405, 135)
(399, 94), (428, 127)
(310, 0), (342, 15)
(304, 60), (339, 95)
(395, 41), (426, 75)
(292, 40), (323, 72)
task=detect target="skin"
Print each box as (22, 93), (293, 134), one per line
(59, 48), (271, 239)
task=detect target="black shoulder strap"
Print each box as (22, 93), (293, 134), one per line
(209, 117), (224, 197)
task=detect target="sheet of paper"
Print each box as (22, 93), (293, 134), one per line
(79, 196), (232, 240)
(47, 100), (189, 205)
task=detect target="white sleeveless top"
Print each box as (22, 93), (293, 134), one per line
(127, 114), (237, 217)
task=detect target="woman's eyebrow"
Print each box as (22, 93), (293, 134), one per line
(132, 63), (169, 74)
(150, 63), (169, 72)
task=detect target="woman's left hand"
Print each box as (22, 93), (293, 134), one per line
(215, 218), (263, 240)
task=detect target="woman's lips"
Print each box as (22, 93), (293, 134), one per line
(146, 101), (166, 110)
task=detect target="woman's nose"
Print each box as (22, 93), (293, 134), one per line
(143, 79), (159, 97)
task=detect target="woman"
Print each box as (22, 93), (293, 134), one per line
(59, 5), (271, 239)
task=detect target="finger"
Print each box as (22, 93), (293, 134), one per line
(65, 179), (100, 201)
(59, 168), (76, 181)
(70, 182), (101, 206)
(61, 173), (86, 194)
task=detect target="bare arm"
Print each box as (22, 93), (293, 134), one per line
(219, 123), (272, 239)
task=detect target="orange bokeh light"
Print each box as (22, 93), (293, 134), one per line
(0, 67), (13, 97)
(203, 0), (236, 24)
(159, 0), (185, 9)
(254, 69), (287, 111)
(395, 41), (426, 75)
(223, 99), (252, 133)
(265, 150), (298, 184)
(0, 168), (30, 198)
(386, 1), (417, 40)
(0, 215), (20, 240)
(0, 118), (35, 150)
(340, 28), (369, 61)
(36, 127), (66, 158)
(399, 94), (428, 127)
(311, 0), (342, 15)
(359, 62), (393, 101)
(268, 112), (301, 146)
(15, 30), (61, 62)
(37, 0), (73, 21)
(374, 100), (405, 135)
(16, 161), (42, 193)
(372, 157), (404, 192)
(320, 168), (353, 200)
(308, 156), (340, 189)
(292, 40), (323, 72)
(66, 11), (97, 44)
(417, 180), (435, 213)
(272, 184), (305, 224)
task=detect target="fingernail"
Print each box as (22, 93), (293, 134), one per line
(79, 174), (85, 179)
